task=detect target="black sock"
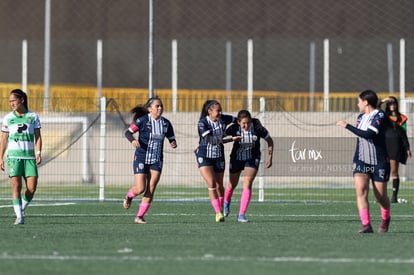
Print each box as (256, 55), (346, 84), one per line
(392, 178), (400, 198)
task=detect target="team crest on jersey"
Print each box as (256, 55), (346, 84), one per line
(146, 121), (152, 131)
(139, 162), (145, 170)
(198, 157), (204, 164)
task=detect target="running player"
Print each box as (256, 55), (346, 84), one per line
(223, 110), (273, 222)
(337, 90), (391, 233)
(195, 100), (236, 222)
(0, 89), (42, 225)
(122, 96), (177, 224)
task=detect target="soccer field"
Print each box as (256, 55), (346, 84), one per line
(0, 201), (413, 275)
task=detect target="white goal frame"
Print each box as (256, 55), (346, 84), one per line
(41, 116), (90, 182)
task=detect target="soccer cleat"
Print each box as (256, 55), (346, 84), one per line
(134, 216), (147, 224)
(215, 212), (225, 222)
(123, 195), (132, 209)
(14, 217), (24, 225)
(378, 217), (391, 233)
(223, 202), (230, 217)
(237, 214), (249, 223)
(391, 196), (398, 203)
(358, 224), (373, 233)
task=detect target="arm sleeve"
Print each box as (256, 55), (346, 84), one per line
(221, 114), (237, 126)
(35, 114), (41, 129)
(345, 124), (378, 139)
(198, 120), (211, 137)
(1, 116), (8, 133)
(124, 129), (135, 143)
(401, 120), (407, 131)
(253, 119), (270, 139)
(166, 121), (176, 143)
(400, 127), (410, 150)
(222, 138), (233, 143)
(125, 122), (139, 143)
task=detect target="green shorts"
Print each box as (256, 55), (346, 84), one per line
(7, 158), (38, 178)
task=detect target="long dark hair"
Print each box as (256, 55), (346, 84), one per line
(10, 89), (28, 110)
(384, 96), (403, 124)
(130, 105), (148, 122)
(199, 100), (221, 119)
(130, 96), (163, 122)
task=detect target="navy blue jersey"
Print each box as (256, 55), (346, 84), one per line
(346, 109), (388, 165)
(128, 114), (176, 164)
(197, 114), (235, 158)
(225, 118), (270, 161)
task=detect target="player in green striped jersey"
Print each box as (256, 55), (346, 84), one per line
(0, 89), (42, 225)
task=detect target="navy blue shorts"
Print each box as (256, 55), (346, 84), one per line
(195, 154), (225, 173)
(133, 156), (163, 174)
(352, 159), (390, 183)
(229, 157), (260, 173)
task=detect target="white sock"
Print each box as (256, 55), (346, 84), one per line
(22, 197), (30, 211)
(12, 199), (22, 218)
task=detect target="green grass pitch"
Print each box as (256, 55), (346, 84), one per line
(0, 200), (414, 275)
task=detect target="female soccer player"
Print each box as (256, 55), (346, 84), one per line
(381, 96), (411, 203)
(0, 89), (42, 225)
(223, 110), (273, 222)
(122, 96), (177, 224)
(337, 90), (391, 233)
(195, 100), (236, 222)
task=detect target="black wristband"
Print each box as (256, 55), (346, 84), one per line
(125, 130), (135, 143)
(223, 138), (233, 143)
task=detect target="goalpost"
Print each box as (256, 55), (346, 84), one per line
(258, 97), (266, 202)
(41, 116), (91, 183)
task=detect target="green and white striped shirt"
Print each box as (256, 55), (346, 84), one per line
(1, 111), (41, 159)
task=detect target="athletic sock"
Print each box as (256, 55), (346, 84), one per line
(137, 202), (150, 217)
(224, 186), (233, 204)
(127, 189), (136, 199)
(12, 198), (22, 218)
(359, 208), (370, 226)
(380, 207), (391, 221)
(239, 189), (252, 215)
(211, 198), (222, 213)
(392, 178), (400, 198)
(22, 193), (32, 211)
(218, 196), (224, 210)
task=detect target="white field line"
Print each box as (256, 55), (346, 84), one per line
(1, 212), (414, 218)
(0, 253), (414, 264)
(0, 202), (413, 218)
(0, 202), (76, 208)
(1, 203), (414, 218)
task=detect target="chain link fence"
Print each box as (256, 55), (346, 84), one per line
(0, 1), (414, 202)
(0, 0), (413, 93)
